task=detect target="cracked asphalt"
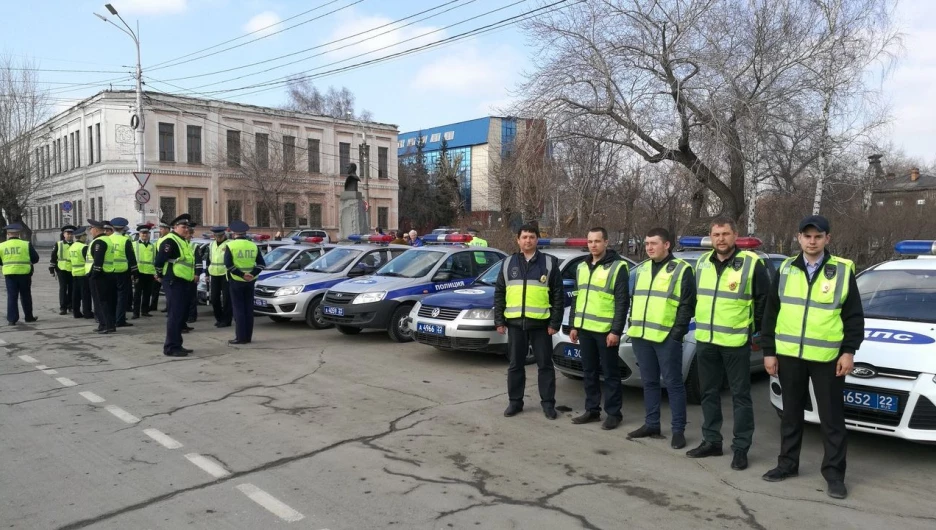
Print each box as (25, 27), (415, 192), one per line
(2, 281), (936, 529)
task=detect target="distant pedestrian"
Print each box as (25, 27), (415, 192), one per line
(409, 230), (424, 247)
(1, 223), (40, 325)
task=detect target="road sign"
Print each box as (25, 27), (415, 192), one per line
(61, 201), (73, 212)
(62, 212), (73, 222)
(135, 189), (151, 204)
(132, 171), (151, 188)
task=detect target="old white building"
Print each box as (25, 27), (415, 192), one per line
(27, 90), (398, 243)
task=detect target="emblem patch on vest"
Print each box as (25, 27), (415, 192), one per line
(666, 261), (677, 273)
(539, 275), (547, 284)
(732, 257), (744, 271)
(510, 267), (519, 279)
(823, 264), (836, 280)
(822, 282), (831, 293)
(728, 281), (738, 291)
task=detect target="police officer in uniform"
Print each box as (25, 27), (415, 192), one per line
(626, 228), (696, 449)
(1, 223), (40, 325)
(686, 218), (769, 471)
(761, 215), (864, 499)
(109, 217), (138, 327)
(224, 221), (264, 344)
(154, 214), (196, 357)
(494, 223), (564, 419)
(205, 226), (233, 328)
(132, 224), (157, 318)
(69, 227), (93, 319)
(186, 226), (201, 324)
(466, 228), (488, 247)
(150, 220), (172, 313)
(50, 225), (75, 314)
(567, 227), (630, 430)
(87, 219), (117, 334)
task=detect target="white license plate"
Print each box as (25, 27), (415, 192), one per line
(416, 322), (445, 336)
(323, 306), (344, 316)
(563, 345), (581, 359)
(253, 299), (267, 307)
(843, 389), (898, 413)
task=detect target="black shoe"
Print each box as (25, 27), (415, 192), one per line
(217, 323), (231, 328)
(59, 310), (68, 315)
(160, 308), (168, 313)
(503, 403), (523, 417)
(116, 322), (133, 327)
(164, 349), (190, 357)
(95, 329), (115, 335)
(24, 316), (38, 323)
(571, 411), (601, 424)
(142, 312), (152, 317)
(181, 328), (191, 334)
(731, 450), (748, 470)
(762, 466), (798, 482)
(686, 441), (723, 458)
(228, 339), (248, 345)
(627, 425), (663, 439)
(601, 416), (621, 430)
(827, 480), (847, 499)
(214, 322), (221, 327)
(131, 314), (139, 320)
(187, 318), (197, 323)
(84, 315), (95, 320)
(7, 321), (16, 326)
(543, 405), (558, 420)
(74, 314), (83, 319)
(671, 432), (687, 449)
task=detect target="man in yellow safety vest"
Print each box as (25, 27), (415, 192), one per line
(205, 226), (233, 328)
(131, 224), (157, 319)
(224, 221), (265, 345)
(69, 227), (93, 319)
(50, 224), (76, 315)
(1, 223), (40, 325)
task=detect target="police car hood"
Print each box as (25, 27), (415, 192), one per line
(856, 318), (936, 374)
(420, 285), (495, 310)
(330, 274), (470, 296)
(256, 271), (344, 289)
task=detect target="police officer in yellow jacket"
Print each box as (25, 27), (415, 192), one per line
(87, 219), (117, 334)
(109, 217), (138, 327)
(567, 227), (630, 430)
(50, 225), (76, 315)
(494, 224), (564, 419)
(224, 221), (264, 344)
(466, 228), (488, 247)
(204, 226), (233, 328)
(69, 227), (93, 319)
(154, 214), (196, 356)
(760, 215), (864, 499)
(1, 223), (40, 325)
(131, 224), (157, 319)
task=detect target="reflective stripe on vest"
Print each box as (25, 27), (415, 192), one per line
(163, 233), (195, 281)
(627, 258), (689, 342)
(694, 250), (759, 347)
(57, 241), (72, 271)
(226, 239), (260, 281)
(572, 259), (628, 333)
(774, 256), (853, 362)
(85, 236), (115, 274)
(133, 241), (157, 275)
(0, 239), (31, 275)
(69, 242), (87, 277)
(501, 254), (554, 319)
(208, 240), (229, 276)
(110, 233), (130, 272)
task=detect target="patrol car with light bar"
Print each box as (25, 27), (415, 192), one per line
(769, 240), (936, 442)
(552, 236), (778, 403)
(257, 240), (336, 281)
(320, 234), (506, 342)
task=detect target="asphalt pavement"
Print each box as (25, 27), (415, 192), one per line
(2, 278), (935, 529)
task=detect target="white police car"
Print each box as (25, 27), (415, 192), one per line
(769, 240), (936, 442)
(253, 241), (410, 328)
(257, 240), (336, 281)
(552, 236), (775, 404)
(321, 234), (505, 342)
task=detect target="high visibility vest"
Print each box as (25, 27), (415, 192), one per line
(694, 250), (760, 347)
(0, 239), (31, 275)
(226, 239), (260, 281)
(572, 258), (628, 333)
(774, 256), (854, 362)
(69, 242), (87, 277)
(162, 233), (195, 281)
(134, 241), (156, 275)
(208, 240), (229, 276)
(56, 240), (72, 271)
(110, 233), (130, 273)
(627, 258), (690, 342)
(501, 253), (554, 320)
(467, 237), (488, 247)
(85, 236), (115, 274)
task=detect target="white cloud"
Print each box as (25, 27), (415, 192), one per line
(411, 45), (522, 99)
(323, 10), (444, 60)
(244, 11), (282, 37)
(885, 2), (936, 160)
(114, 0), (188, 16)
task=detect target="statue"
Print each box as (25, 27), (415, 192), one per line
(343, 163), (360, 192)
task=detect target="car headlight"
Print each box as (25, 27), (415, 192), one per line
(463, 308), (494, 320)
(352, 291), (386, 304)
(273, 285), (304, 297)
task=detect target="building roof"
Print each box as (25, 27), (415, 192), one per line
(397, 117), (493, 154)
(874, 172), (936, 192)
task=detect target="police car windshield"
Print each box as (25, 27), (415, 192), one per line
(858, 269), (936, 323)
(376, 249), (445, 278)
(263, 247), (297, 269)
(305, 247), (361, 273)
(474, 259), (504, 286)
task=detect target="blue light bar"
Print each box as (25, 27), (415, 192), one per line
(678, 236), (711, 248)
(422, 234), (473, 243)
(347, 234), (393, 243)
(894, 240), (936, 255)
(537, 238), (587, 247)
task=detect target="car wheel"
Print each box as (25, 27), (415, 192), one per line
(388, 304), (414, 343)
(337, 325), (361, 335)
(685, 356), (702, 405)
(269, 316), (291, 323)
(304, 296), (333, 330)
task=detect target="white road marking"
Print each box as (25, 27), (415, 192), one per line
(184, 454), (231, 479)
(236, 484), (305, 523)
(18, 355), (38, 363)
(37, 365), (58, 375)
(143, 428), (183, 449)
(79, 391), (106, 404)
(105, 405), (140, 424)
(55, 377), (77, 387)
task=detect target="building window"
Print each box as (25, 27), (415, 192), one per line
(307, 139), (320, 173)
(158, 123), (175, 161)
(95, 123), (101, 162)
(283, 202), (297, 227)
(256, 202), (271, 227)
(255, 133), (269, 169)
(64, 137), (69, 171)
(227, 200), (242, 224)
(187, 125), (202, 164)
(895, 200), (903, 206)
(45, 145), (50, 176)
(76, 200), (82, 223)
(160, 196), (176, 222)
(75, 131), (80, 167)
(378, 147), (388, 179)
(98, 197), (103, 220)
(359, 145), (371, 178)
(283, 135), (295, 170)
(188, 198), (204, 226)
(308, 203), (322, 227)
(377, 206), (389, 230)
(227, 130), (241, 167)
(88, 126), (94, 165)
(918, 199), (926, 206)
(90, 198), (95, 222)
(55, 203), (60, 227)
(339, 142), (350, 175)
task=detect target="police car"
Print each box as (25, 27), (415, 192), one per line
(253, 242), (409, 327)
(321, 234), (505, 342)
(552, 236), (776, 404)
(257, 239), (336, 281)
(769, 240), (936, 442)
(285, 228), (331, 244)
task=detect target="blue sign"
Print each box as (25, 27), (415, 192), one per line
(864, 328), (935, 345)
(61, 201), (73, 212)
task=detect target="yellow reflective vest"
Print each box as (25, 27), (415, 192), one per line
(208, 239), (229, 277)
(56, 240), (72, 271)
(628, 258), (690, 342)
(572, 258), (628, 333)
(694, 250), (760, 347)
(85, 236), (115, 274)
(134, 241), (156, 275)
(69, 242), (87, 277)
(0, 239), (32, 275)
(467, 236), (488, 247)
(501, 252), (554, 320)
(110, 233), (130, 273)
(226, 239), (260, 282)
(162, 233), (195, 281)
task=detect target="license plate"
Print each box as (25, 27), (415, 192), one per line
(323, 306), (344, 316)
(843, 389), (898, 413)
(564, 345), (581, 359)
(253, 299), (267, 307)
(416, 322), (445, 335)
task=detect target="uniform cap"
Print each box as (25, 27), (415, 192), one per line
(171, 213), (192, 227)
(210, 226), (228, 234)
(61, 225), (77, 232)
(136, 224), (151, 232)
(3, 223), (24, 232)
(73, 226), (87, 236)
(110, 217), (129, 228)
(230, 220), (249, 233)
(798, 215), (831, 234)
(87, 219), (105, 228)
(158, 219), (171, 229)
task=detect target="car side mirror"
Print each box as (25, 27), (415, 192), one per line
(433, 271), (452, 282)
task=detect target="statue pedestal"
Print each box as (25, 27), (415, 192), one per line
(339, 190), (369, 240)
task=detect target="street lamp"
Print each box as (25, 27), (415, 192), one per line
(347, 111), (370, 213)
(95, 3), (146, 224)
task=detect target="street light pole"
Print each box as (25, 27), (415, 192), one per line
(349, 112), (370, 225)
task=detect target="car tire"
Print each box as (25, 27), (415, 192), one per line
(388, 304), (414, 343)
(269, 316), (291, 323)
(337, 325), (361, 335)
(686, 356), (702, 405)
(304, 296), (333, 330)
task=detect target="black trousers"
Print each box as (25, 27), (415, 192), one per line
(90, 274), (116, 331)
(777, 355), (847, 481)
(72, 275), (92, 318)
(209, 275), (232, 325)
(114, 272), (131, 325)
(163, 278), (191, 353)
(229, 279), (255, 342)
(4, 275), (34, 323)
(133, 274), (154, 316)
(506, 325), (555, 406)
(187, 280), (199, 321)
(149, 279), (161, 312)
(57, 270), (73, 311)
(697, 342), (755, 453)
(578, 329), (623, 418)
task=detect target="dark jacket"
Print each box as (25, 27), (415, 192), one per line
(703, 246), (770, 334)
(760, 252), (864, 357)
(566, 249), (631, 335)
(494, 250), (563, 330)
(630, 253), (697, 342)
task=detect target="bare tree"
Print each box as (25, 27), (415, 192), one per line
(284, 78), (373, 121)
(490, 119), (555, 228)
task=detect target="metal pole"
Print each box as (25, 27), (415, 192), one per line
(134, 22), (145, 225)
